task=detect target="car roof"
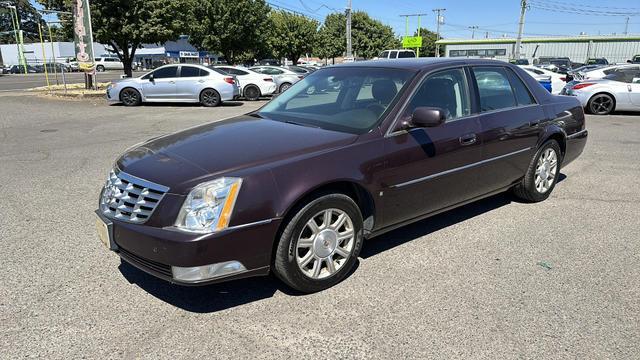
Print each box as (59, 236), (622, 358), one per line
(331, 58), (509, 71)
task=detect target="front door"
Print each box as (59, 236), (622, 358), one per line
(379, 67), (484, 227)
(141, 66), (178, 100)
(627, 71), (640, 107)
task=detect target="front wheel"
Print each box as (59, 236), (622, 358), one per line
(279, 82), (292, 93)
(119, 88), (141, 106)
(513, 140), (562, 202)
(274, 194), (364, 293)
(588, 93), (614, 115)
(200, 88), (221, 107)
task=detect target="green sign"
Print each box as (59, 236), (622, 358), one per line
(402, 36), (423, 48)
(73, 0), (95, 72)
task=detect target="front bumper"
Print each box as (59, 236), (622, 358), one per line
(96, 210), (281, 285)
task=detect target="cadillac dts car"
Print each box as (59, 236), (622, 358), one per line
(96, 58), (588, 293)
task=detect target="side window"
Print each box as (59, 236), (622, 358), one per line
(404, 68), (471, 121)
(267, 68), (284, 75)
(473, 67), (517, 112)
(506, 68), (535, 106)
(152, 66), (178, 79)
(180, 66), (201, 77)
(389, 51), (398, 59)
(398, 51), (414, 58)
(380, 51), (390, 58)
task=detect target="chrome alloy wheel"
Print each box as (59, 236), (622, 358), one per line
(296, 208), (355, 279)
(535, 148), (558, 193)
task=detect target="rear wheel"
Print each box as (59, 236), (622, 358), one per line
(588, 93), (614, 115)
(119, 88), (141, 106)
(279, 82), (292, 93)
(200, 88), (221, 107)
(274, 194), (364, 293)
(513, 140), (562, 202)
(244, 85), (261, 101)
(96, 65), (105, 72)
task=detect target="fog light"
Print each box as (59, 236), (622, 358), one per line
(171, 261), (246, 283)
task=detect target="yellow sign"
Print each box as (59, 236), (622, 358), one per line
(402, 36), (423, 48)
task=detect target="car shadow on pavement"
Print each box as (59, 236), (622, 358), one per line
(117, 174), (566, 312)
(361, 173), (566, 258)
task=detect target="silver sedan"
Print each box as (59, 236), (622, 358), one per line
(106, 64), (240, 107)
(562, 69), (640, 115)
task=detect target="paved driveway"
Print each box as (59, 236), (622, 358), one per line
(1, 94), (638, 358)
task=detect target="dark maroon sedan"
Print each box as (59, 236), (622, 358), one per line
(96, 59), (587, 293)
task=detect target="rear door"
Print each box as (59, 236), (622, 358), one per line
(471, 66), (543, 193)
(624, 70), (640, 107)
(176, 65), (207, 100)
(141, 66), (178, 100)
(380, 67), (484, 227)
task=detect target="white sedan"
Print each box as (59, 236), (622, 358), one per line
(519, 65), (566, 94)
(562, 68), (640, 115)
(212, 66), (277, 100)
(573, 64), (640, 81)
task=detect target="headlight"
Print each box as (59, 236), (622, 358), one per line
(175, 177), (242, 233)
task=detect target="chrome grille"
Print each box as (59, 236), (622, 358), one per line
(99, 170), (169, 224)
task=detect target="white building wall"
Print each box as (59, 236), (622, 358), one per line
(444, 39), (640, 63)
(0, 42), (109, 65)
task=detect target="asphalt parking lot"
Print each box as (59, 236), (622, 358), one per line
(1, 93), (639, 358)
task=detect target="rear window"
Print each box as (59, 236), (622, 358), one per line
(181, 66), (206, 77)
(506, 69), (535, 106)
(398, 51), (415, 58)
(473, 67), (517, 112)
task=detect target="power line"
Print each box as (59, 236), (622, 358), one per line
(296, 0), (339, 13)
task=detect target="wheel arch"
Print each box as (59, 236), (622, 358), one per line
(118, 86), (142, 102)
(270, 180), (376, 264)
(538, 127), (567, 157)
(587, 91), (616, 113)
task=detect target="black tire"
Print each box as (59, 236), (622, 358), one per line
(279, 82), (292, 93)
(199, 88), (221, 107)
(274, 194), (364, 293)
(243, 85), (261, 101)
(513, 140), (562, 202)
(96, 65), (105, 72)
(587, 93), (615, 115)
(119, 88), (142, 106)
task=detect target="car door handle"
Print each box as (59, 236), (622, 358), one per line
(459, 133), (477, 146)
(169, 81), (175, 84)
(198, 80), (205, 83)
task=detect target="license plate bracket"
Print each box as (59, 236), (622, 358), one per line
(95, 211), (117, 251)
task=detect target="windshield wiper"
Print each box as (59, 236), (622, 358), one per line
(284, 120), (320, 128)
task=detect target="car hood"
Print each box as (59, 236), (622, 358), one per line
(116, 115), (358, 193)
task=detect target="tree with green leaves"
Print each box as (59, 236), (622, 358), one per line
(413, 27), (442, 57)
(39, 0), (194, 77)
(268, 10), (318, 65)
(1, 0), (47, 44)
(314, 13), (344, 63)
(315, 11), (399, 60)
(190, 0), (271, 65)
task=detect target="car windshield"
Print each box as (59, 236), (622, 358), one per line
(258, 67), (414, 134)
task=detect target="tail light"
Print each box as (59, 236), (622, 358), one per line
(572, 83), (594, 90)
(297, 75), (304, 79)
(560, 77), (567, 81)
(264, 78), (273, 82)
(223, 77), (235, 84)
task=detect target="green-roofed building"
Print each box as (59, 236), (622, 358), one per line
(435, 35), (640, 64)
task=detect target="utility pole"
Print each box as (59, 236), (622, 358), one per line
(514, 0), (528, 60)
(469, 26), (479, 39)
(345, 0), (352, 59)
(624, 16), (630, 35)
(432, 8), (446, 57)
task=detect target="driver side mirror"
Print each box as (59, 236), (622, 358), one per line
(409, 107), (446, 128)
(148, 74), (154, 82)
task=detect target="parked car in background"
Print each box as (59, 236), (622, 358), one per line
(1, 65), (9, 74)
(536, 57), (573, 74)
(212, 65), (277, 101)
(9, 65), (38, 74)
(586, 58), (608, 65)
(510, 59), (530, 65)
(106, 64), (239, 107)
(573, 64), (640, 81)
(628, 55), (640, 64)
(285, 65), (314, 75)
(519, 65), (566, 94)
(95, 57), (124, 72)
(562, 68), (640, 115)
(34, 63), (71, 73)
(374, 49), (417, 60)
(249, 65), (303, 92)
(258, 59), (281, 66)
(96, 58), (587, 293)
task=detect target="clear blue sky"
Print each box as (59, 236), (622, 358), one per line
(270, 0), (640, 38)
(31, 0), (640, 38)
